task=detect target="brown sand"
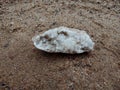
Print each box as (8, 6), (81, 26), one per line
(0, 0), (120, 90)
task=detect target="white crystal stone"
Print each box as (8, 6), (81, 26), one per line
(32, 26), (95, 54)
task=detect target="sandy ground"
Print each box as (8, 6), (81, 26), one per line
(0, 0), (120, 90)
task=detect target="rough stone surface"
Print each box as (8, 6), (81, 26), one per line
(32, 26), (94, 53)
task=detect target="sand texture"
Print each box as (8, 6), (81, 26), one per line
(0, 0), (120, 90)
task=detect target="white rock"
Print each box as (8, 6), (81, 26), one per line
(32, 26), (95, 54)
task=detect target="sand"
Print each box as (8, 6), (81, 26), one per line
(0, 0), (120, 90)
